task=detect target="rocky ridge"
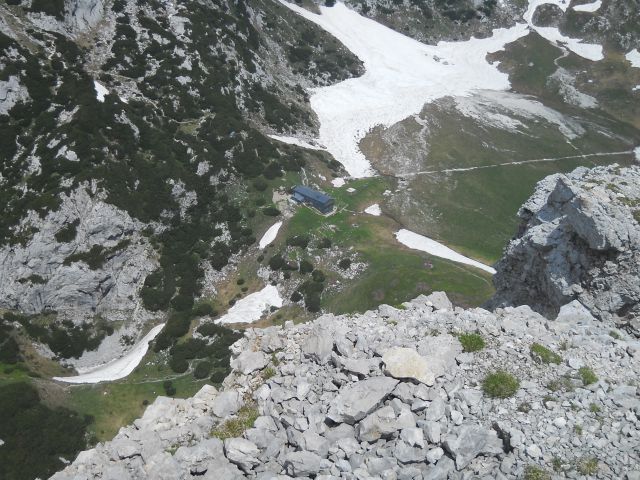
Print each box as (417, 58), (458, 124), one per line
(492, 165), (640, 334)
(51, 292), (640, 479)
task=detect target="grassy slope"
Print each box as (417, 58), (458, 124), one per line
(284, 178), (495, 313)
(370, 33), (639, 263)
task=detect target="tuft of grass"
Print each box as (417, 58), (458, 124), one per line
(547, 375), (574, 393)
(578, 367), (598, 386)
(552, 456), (563, 472)
(262, 367), (276, 380)
(211, 404), (259, 440)
(574, 424), (583, 435)
(523, 465), (551, 480)
(576, 457), (598, 475)
(458, 332), (485, 352)
(530, 343), (562, 364)
(482, 370), (520, 398)
(589, 403), (601, 414)
(608, 330), (622, 340)
(270, 353), (280, 366)
(517, 402), (532, 413)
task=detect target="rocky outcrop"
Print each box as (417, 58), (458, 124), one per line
(492, 165), (640, 334)
(51, 292), (640, 479)
(65, 0), (105, 32)
(0, 186), (156, 318)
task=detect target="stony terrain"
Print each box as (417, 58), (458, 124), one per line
(51, 292), (640, 479)
(492, 165), (640, 334)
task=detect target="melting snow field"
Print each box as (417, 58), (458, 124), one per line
(93, 80), (109, 102)
(572, 0), (601, 12)
(523, 0), (603, 61)
(215, 285), (283, 325)
(280, 1), (530, 177)
(627, 49), (640, 68)
(259, 221), (283, 249)
(395, 229), (496, 275)
(280, 0), (604, 177)
(364, 204), (382, 216)
(53, 324), (165, 384)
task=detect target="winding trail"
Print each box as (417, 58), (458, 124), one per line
(396, 150), (633, 178)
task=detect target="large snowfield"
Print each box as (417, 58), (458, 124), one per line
(627, 49), (640, 69)
(53, 324), (166, 384)
(280, 0), (603, 178)
(395, 229), (497, 275)
(215, 285), (283, 325)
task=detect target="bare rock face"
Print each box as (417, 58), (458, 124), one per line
(491, 165), (640, 333)
(0, 186), (156, 318)
(65, 0), (105, 32)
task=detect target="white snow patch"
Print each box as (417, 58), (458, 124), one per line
(395, 229), (496, 274)
(53, 324), (165, 384)
(332, 177), (346, 187)
(364, 203), (382, 216)
(523, 0), (603, 61)
(626, 49), (640, 68)
(346, 187), (356, 193)
(572, 0), (601, 12)
(259, 221), (283, 249)
(215, 285), (283, 325)
(269, 134), (327, 151)
(280, 1), (530, 178)
(93, 80), (109, 102)
(635, 146), (640, 162)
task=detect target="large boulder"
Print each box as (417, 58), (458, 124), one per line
(230, 350), (268, 375)
(282, 451), (322, 477)
(327, 377), (399, 424)
(382, 347), (435, 385)
(443, 426), (504, 470)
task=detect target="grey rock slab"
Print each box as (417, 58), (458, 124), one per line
(327, 376), (399, 424)
(283, 451), (322, 477)
(443, 425), (504, 470)
(224, 438), (260, 472)
(212, 391), (243, 418)
(230, 350), (268, 375)
(357, 405), (407, 443)
(383, 347), (435, 385)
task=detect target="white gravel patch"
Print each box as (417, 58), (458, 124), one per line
(395, 229), (496, 274)
(626, 49), (640, 68)
(53, 324), (166, 384)
(258, 221), (283, 249)
(572, 0), (601, 12)
(215, 285), (283, 325)
(93, 80), (109, 102)
(364, 203), (381, 216)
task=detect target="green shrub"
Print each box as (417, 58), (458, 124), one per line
(268, 254), (285, 270)
(194, 361), (212, 379)
(530, 343), (562, 364)
(210, 367), (227, 384)
(523, 465), (551, 480)
(286, 235), (310, 249)
(578, 367), (598, 386)
(54, 219), (80, 243)
(168, 356), (188, 373)
(317, 237), (332, 248)
(482, 370), (520, 398)
(338, 258), (351, 270)
(311, 269), (325, 283)
(299, 259), (314, 274)
(163, 380), (176, 396)
(262, 206), (280, 217)
(458, 333), (485, 352)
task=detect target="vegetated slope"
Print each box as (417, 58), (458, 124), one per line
(0, 0), (360, 352)
(491, 164), (640, 334)
(50, 290), (640, 479)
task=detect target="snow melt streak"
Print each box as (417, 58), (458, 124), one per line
(215, 285), (283, 325)
(259, 221), (283, 249)
(395, 229), (496, 275)
(54, 324), (166, 384)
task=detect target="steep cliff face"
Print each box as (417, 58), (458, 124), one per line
(0, 186), (156, 317)
(491, 165), (640, 333)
